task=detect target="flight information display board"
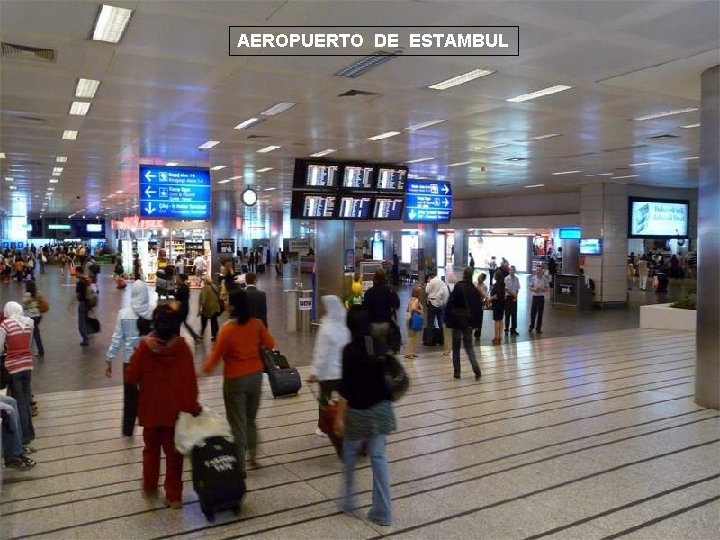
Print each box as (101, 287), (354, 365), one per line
(139, 165), (211, 220)
(372, 197), (405, 220)
(305, 163), (339, 188)
(291, 191), (337, 219)
(376, 166), (407, 192)
(404, 180), (452, 223)
(342, 165), (374, 189)
(337, 196), (372, 219)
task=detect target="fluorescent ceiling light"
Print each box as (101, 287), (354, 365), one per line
(8, 185), (16, 190)
(597, 172), (614, 176)
(5, 177), (12, 182)
(165, 162), (178, 166)
(629, 161), (660, 166)
(75, 78), (100, 98)
(0, 153), (5, 159)
(428, 69), (494, 91)
(680, 123), (700, 129)
(611, 174), (639, 179)
(260, 102), (296, 116)
(257, 145), (281, 153)
(198, 140), (220, 150)
(476, 143), (507, 150)
(525, 184), (545, 188)
(506, 85), (572, 103)
(256, 167), (273, 173)
(69, 101), (91, 116)
(210, 165), (226, 171)
(530, 133), (561, 140)
(47, 188), (55, 192)
(49, 179), (59, 184)
(62, 130), (78, 140)
(407, 120), (445, 131)
(310, 148), (337, 158)
(229, 175), (243, 180)
(53, 167), (63, 174)
(405, 157), (434, 164)
(52, 171), (61, 176)
(448, 161), (473, 167)
(335, 51), (396, 78)
(264, 187), (277, 191)
(218, 179), (232, 184)
(552, 170), (581, 175)
(234, 117), (261, 130)
(56, 156), (67, 162)
(92, 4), (133, 43)
(681, 156), (699, 160)
(368, 131), (401, 141)
(633, 108), (698, 121)
(116, 190), (123, 193)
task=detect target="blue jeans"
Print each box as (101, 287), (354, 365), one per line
(8, 370), (35, 444)
(452, 328), (481, 378)
(343, 434), (392, 526)
(0, 395), (24, 462)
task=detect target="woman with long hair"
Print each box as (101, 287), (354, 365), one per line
(405, 286), (423, 359)
(22, 281), (45, 357)
(203, 289), (275, 478)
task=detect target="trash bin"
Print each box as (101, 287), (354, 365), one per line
(285, 284), (314, 332)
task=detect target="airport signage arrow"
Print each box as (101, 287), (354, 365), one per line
(139, 165), (211, 220)
(404, 180), (453, 223)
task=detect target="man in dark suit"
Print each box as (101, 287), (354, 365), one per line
(244, 272), (268, 328)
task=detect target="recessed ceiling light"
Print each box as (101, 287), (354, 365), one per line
(448, 161), (473, 167)
(257, 145), (281, 153)
(198, 140), (220, 150)
(69, 101), (91, 116)
(229, 175), (243, 180)
(335, 51), (396, 78)
(210, 165), (226, 171)
(406, 120), (445, 131)
(680, 123), (700, 129)
(428, 69), (494, 91)
(0, 153), (5, 159)
(525, 184), (545, 188)
(264, 187), (277, 191)
(256, 167), (273, 173)
(310, 148), (337, 158)
(62, 130), (78, 140)
(75, 78), (100, 98)
(234, 117), (262, 130)
(369, 131), (401, 141)
(629, 161), (660, 166)
(597, 172), (614, 176)
(530, 133), (561, 140)
(116, 190), (123, 194)
(165, 162), (178, 166)
(405, 157), (434, 164)
(218, 179), (232, 184)
(506, 85), (572, 103)
(260, 102), (296, 116)
(633, 108), (698, 121)
(4, 177), (12, 182)
(611, 174), (639, 179)
(47, 187), (55, 191)
(92, 4), (134, 43)
(476, 143), (508, 150)
(53, 167), (63, 174)
(49, 179), (59, 184)
(56, 156), (67, 162)
(8, 185), (16, 190)
(552, 170), (581, 175)
(681, 156), (699, 160)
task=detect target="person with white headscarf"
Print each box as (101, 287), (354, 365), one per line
(307, 295), (351, 434)
(105, 280), (154, 436)
(0, 301), (36, 450)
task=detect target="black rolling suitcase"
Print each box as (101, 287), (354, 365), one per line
(192, 435), (246, 521)
(261, 348), (302, 398)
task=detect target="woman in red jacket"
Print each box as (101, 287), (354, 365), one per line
(126, 302), (201, 509)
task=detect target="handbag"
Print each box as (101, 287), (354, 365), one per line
(409, 311), (423, 332)
(37, 295), (49, 313)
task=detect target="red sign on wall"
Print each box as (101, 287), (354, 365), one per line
(579, 256), (586, 266)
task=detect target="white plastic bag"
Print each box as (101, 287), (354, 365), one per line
(174, 407), (232, 455)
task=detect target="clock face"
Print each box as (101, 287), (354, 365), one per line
(242, 188), (257, 206)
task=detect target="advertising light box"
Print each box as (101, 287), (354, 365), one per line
(628, 197), (689, 238)
(404, 180), (452, 223)
(579, 238), (602, 255)
(139, 165), (211, 220)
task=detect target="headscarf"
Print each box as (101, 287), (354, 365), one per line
(130, 280), (153, 319)
(4, 301), (33, 330)
(321, 295), (351, 344)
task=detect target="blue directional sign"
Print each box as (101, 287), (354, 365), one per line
(139, 165), (211, 220)
(404, 180), (453, 223)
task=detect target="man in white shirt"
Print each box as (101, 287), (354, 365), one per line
(529, 266), (550, 334)
(504, 265), (520, 336)
(193, 254), (206, 285)
(425, 271), (449, 336)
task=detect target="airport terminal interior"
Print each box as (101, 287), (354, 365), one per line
(1, 1), (719, 539)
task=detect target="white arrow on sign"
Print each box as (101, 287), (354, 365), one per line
(442, 184), (449, 194)
(144, 186), (156, 197)
(444, 198), (449, 207)
(409, 209), (416, 220)
(145, 202), (155, 215)
(144, 171), (156, 182)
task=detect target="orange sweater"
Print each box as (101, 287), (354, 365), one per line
(203, 318), (274, 379)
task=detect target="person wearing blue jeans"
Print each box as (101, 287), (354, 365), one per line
(452, 327), (481, 380)
(1, 395), (36, 469)
(335, 306), (396, 527)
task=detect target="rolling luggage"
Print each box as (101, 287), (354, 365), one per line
(192, 435), (246, 521)
(261, 348), (302, 398)
(423, 327), (443, 346)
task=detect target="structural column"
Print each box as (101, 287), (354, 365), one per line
(418, 223), (438, 284)
(452, 228), (468, 276)
(696, 65), (720, 409)
(210, 188), (237, 277)
(580, 183), (628, 306)
(315, 220), (354, 299)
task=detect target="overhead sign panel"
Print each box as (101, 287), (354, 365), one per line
(139, 165), (211, 220)
(404, 180), (453, 223)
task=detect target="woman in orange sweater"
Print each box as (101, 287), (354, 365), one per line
(203, 289), (274, 478)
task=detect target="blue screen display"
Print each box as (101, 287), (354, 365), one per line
(559, 228), (582, 239)
(404, 180), (452, 223)
(139, 165), (211, 220)
(579, 238), (602, 255)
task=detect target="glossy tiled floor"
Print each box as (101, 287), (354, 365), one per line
(1, 267), (717, 539)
